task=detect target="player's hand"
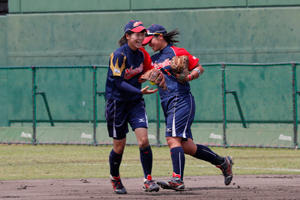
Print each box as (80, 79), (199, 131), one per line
(141, 86), (158, 94)
(175, 73), (189, 83)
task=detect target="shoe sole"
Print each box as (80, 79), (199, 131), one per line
(157, 181), (185, 191)
(224, 156), (234, 186)
(143, 187), (160, 192)
(114, 190), (127, 194)
(225, 175), (233, 185)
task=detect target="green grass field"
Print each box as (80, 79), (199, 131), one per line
(0, 144), (299, 180)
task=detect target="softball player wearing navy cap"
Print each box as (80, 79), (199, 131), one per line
(143, 24), (233, 191)
(105, 20), (160, 194)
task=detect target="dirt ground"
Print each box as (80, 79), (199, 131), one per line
(0, 175), (299, 200)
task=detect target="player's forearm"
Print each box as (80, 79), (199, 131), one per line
(188, 64), (204, 81)
(114, 78), (142, 94)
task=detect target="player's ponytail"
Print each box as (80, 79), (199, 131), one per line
(118, 34), (127, 46)
(119, 31), (136, 46)
(163, 29), (179, 45)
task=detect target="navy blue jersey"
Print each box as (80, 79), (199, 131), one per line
(151, 45), (199, 100)
(105, 44), (152, 101)
(151, 45), (199, 139)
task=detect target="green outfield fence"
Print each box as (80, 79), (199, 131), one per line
(0, 62), (299, 149)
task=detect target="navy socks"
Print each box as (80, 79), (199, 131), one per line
(109, 149), (123, 177)
(193, 144), (224, 165)
(110, 146), (153, 179)
(170, 147), (185, 180)
(140, 145), (153, 179)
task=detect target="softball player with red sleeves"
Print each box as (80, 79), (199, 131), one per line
(143, 24), (234, 191)
(105, 20), (160, 194)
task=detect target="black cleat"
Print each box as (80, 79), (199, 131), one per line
(143, 179), (160, 192)
(217, 156), (234, 185)
(157, 177), (185, 191)
(110, 176), (127, 194)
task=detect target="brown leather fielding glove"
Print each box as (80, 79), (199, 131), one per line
(170, 56), (190, 84)
(140, 68), (167, 90)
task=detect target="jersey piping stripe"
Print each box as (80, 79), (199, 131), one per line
(170, 46), (176, 56)
(182, 94), (193, 138)
(145, 110), (149, 128)
(172, 95), (178, 137)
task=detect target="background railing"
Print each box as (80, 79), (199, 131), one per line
(0, 62), (299, 148)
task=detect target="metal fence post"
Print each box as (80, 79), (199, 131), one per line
(221, 64), (228, 147)
(292, 63), (298, 149)
(31, 66), (37, 145)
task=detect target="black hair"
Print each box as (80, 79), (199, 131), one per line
(118, 31), (132, 46)
(118, 30), (146, 46)
(163, 29), (180, 45)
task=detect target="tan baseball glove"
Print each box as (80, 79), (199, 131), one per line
(140, 68), (167, 90)
(170, 56), (190, 83)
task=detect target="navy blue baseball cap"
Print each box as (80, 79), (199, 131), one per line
(142, 24), (167, 45)
(124, 20), (146, 33)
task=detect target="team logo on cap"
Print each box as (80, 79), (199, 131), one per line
(133, 21), (143, 27)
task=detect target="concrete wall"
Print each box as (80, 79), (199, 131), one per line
(0, 17), (7, 125)
(8, 0), (300, 13)
(0, 16), (7, 65)
(2, 2), (300, 66)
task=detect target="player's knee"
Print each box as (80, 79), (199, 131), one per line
(113, 145), (125, 154)
(113, 138), (126, 154)
(137, 137), (150, 148)
(166, 137), (182, 149)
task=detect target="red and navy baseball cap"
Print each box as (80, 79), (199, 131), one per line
(124, 20), (146, 33)
(142, 24), (167, 45)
